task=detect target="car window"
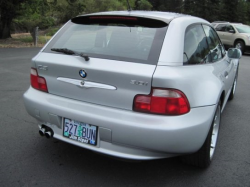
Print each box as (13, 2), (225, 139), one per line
(202, 25), (225, 62)
(211, 23), (217, 27)
(215, 24), (227, 32)
(226, 25), (235, 32)
(233, 24), (250, 33)
(44, 16), (168, 65)
(183, 24), (210, 65)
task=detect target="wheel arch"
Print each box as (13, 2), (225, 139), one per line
(234, 38), (245, 46)
(220, 91), (225, 107)
(218, 90), (227, 112)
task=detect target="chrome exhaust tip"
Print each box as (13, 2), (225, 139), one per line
(45, 130), (52, 139)
(39, 128), (46, 136)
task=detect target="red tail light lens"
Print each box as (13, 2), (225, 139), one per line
(30, 68), (48, 92)
(133, 88), (190, 115)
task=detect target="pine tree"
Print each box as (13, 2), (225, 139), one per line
(220, 0), (238, 22)
(183, 0), (195, 15)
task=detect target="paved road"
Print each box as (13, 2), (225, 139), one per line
(0, 48), (250, 187)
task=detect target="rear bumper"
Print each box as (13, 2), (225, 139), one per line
(23, 87), (216, 160)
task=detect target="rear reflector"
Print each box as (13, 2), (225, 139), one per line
(133, 88), (190, 115)
(30, 68), (48, 92)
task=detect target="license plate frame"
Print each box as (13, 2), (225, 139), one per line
(63, 118), (98, 146)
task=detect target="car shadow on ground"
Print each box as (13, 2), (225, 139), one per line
(32, 138), (208, 186)
(243, 53), (250, 57)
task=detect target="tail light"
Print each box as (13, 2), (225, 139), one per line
(133, 88), (190, 115)
(30, 68), (48, 92)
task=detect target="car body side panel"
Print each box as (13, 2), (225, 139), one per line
(158, 16), (210, 66)
(152, 58), (237, 108)
(217, 31), (236, 46)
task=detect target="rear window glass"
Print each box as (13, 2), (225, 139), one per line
(44, 16), (168, 65)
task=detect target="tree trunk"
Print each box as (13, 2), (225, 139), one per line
(0, 3), (14, 39)
(0, 20), (12, 39)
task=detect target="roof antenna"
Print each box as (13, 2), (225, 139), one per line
(126, 0), (132, 12)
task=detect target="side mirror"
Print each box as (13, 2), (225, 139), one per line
(228, 29), (235, 33)
(227, 48), (242, 59)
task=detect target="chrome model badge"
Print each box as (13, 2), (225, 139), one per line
(130, 80), (148, 86)
(37, 65), (48, 71)
(79, 70), (87, 78)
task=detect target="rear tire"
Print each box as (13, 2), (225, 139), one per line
(181, 102), (221, 168)
(234, 40), (245, 54)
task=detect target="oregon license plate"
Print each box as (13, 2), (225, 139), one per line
(63, 118), (98, 146)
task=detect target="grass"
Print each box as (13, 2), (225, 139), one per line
(0, 26), (60, 48)
(0, 33), (52, 48)
(15, 34), (52, 45)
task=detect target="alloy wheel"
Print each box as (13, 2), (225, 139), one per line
(236, 42), (242, 49)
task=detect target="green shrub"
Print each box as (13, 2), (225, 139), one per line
(46, 27), (60, 36)
(39, 17), (55, 30)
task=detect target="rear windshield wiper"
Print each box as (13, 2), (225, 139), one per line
(51, 48), (89, 61)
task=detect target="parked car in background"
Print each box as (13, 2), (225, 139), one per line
(212, 21), (250, 54)
(24, 11), (242, 168)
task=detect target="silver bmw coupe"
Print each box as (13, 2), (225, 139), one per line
(23, 11), (241, 168)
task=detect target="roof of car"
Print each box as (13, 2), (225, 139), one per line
(83, 11), (190, 23)
(212, 22), (244, 25)
(231, 23), (243, 25)
(212, 21), (229, 23)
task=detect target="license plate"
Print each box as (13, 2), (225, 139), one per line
(63, 118), (98, 146)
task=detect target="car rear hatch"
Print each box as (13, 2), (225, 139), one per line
(36, 15), (168, 110)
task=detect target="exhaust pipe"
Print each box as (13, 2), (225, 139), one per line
(45, 130), (52, 139)
(39, 127), (46, 136)
(39, 125), (54, 138)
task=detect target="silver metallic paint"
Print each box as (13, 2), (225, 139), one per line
(23, 11), (240, 160)
(24, 87), (216, 159)
(33, 53), (155, 110)
(158, 16), (210, 66)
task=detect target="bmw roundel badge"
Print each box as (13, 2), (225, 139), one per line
(79, 70), (87, 78)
